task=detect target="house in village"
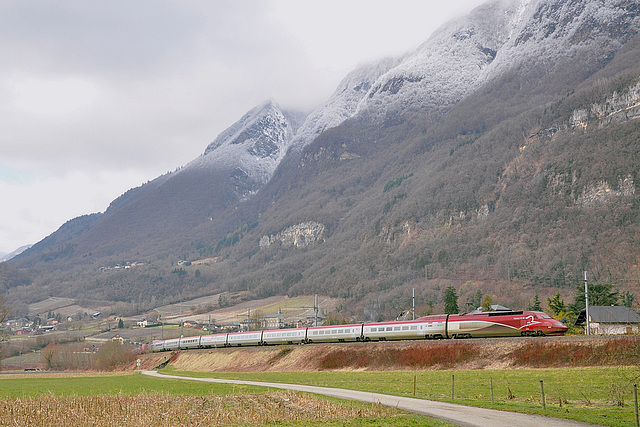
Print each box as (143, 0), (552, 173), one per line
(182, 320), (198, 328)
(575, 306), (640, 335)
(261, 308), (284, 330)
(111, 334), (130, 345)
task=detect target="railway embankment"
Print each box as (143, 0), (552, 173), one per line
(152, 335), (640, 372)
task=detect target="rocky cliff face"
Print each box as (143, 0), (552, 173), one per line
(573, 80), (640, 128)
(259, 222), (326, 249)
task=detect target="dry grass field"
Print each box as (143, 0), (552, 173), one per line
(0, 372), (448, 426)
(0, 391), (402, 426)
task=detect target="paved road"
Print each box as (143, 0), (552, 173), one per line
(143, 371), (597, 427)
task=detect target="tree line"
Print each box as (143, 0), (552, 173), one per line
(441, 280), (635, 320)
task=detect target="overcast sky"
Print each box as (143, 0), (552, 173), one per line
(0, 0), (487, 255)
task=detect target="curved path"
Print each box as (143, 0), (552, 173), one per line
(143, 371), (596, 427)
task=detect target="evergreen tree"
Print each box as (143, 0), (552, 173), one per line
(620, 290), (635, 308)
(481, 295), (493, 312)
(546, 291), (566, 316)
(444, 286), (459, 314)
(471, 289), (483, 309)
(570, 281), (619, 314)
(118, 318), (124, 329)
(528, 294), (542, 311)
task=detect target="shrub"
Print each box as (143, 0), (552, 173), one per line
(92, 341), (138, 371)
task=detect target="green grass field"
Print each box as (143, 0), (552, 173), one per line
(160, 366), (640, 427)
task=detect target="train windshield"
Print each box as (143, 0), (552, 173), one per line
(538, 313), (552, 319)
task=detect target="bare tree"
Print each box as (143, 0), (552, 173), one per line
(0, 296), (8, 324)
(0, 295), (11, 370)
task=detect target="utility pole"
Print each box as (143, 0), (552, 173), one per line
(300, 296), (319, 327)
(314, 294), (318, 327)
(412, 288), (415, 321)
(584, 271), (591, 336)
(179, 298), (183, 337)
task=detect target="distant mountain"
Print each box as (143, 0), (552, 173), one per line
(11, 101), (306, 267)
(0, 245), (31, 262)
(6, 0), (640, 320)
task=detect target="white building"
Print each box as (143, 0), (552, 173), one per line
(575, 306), (640, 335)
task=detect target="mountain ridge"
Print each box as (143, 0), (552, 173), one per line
(5, 0), (640, 321)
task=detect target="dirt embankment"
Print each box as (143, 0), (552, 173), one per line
(152, 336), (640, 372)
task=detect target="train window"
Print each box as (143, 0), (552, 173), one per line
(402, 326), (409, 331)
(386, 327), (392, 331)
(410, 326), (417, 330)
(394, 327), (400, 331)
(371, 327), (377, 332)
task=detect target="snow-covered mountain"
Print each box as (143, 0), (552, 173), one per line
(354, 0), (640, 118)
(281, 0), (639, 135)
(173, 0), (640, 193)
(182, 100), (302, 200)
(288, 57), (399, 152)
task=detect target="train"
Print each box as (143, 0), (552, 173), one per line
(148, 310), (568, 352)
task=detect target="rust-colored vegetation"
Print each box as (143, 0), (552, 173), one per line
(317, 342), (479, 370)
(508, 337), (640, 367)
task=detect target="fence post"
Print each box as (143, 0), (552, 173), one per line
(451, 374), (455, 400)
(490, 377), (494, 404)
(634, 383), (639, 427)
(413, 375), (416, 396)
(539, 380), (546, 410)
